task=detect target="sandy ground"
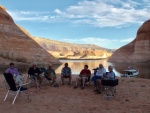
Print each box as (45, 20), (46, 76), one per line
(0, 74), (150, 113)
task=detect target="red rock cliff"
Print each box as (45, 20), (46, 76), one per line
(108, 19), (150, 63)
(0, 6), (60, 68)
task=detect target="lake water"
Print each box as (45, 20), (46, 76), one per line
(55, 59), (150, 79)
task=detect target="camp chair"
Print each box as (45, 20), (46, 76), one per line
(80, 75), (91, 87)
(3, 73), (30, 104)
(26, 74), (40, 89)
(101, 79), (118, 100)
(60, 75), (72, 85)
(39, 67), (51, 86)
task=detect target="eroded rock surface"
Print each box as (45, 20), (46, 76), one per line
(108, 19), (150, 63)
(0, 6), (60, 68)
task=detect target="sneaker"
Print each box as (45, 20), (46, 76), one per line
(81, 86), (84, 89)
(68, 83), (71, 85)
(95, 91), (101, 94)
(74, 86), (78, 89)
(93, 89), (98, 92)
(86, 82), (90, 85)
(20, 87), (27, 91)
(54, 84), (59, 87)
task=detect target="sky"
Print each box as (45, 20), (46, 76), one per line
(0, 0), (150, 49)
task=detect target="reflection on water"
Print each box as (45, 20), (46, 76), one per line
(55, 59), (150, 79)
(55, 59), (120, 75)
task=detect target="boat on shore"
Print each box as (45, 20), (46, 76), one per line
(121, 67), (139, 77)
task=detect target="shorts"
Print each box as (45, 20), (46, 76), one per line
(78, 76), (88, 80)
(30, 74), (41, 80)
(62, 74), (71, 78)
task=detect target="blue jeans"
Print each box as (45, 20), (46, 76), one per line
(92, 76), (102, 87)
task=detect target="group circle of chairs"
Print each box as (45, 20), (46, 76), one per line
(2, 63), (118, 104)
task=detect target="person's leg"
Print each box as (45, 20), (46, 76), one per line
(75, 77), (79, 86)
(81, 77), (86, 88)
(61, 75), (64, 85)
(15, 75), (23, 86)
(74, 77), (81, 89)
(92, 76), (97, 88)
(95, 79), (102, 94)
(68, 75), (72, 85)
(38, 75), (43, 87)
(34, 77), (39, 89)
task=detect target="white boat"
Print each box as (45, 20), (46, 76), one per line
(121, 67), (139, 77)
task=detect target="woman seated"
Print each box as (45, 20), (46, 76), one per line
(5, 63), (23, 86)
(96, 65), (115, 94)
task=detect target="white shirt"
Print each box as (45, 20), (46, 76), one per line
(95, 68), (106, 77)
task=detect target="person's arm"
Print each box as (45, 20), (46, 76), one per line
(87, 70), (91, 77)
(44, 69), (49, 77)
(28, 68), (31, 75)
(61, 68), (64, 75)
(37, 68), (42, 75)
(5, 68), (10, 73)
(53, 69), (56, 76)
(15, 68), (20, 75)
(79, 70), (83, 77)
(69, 67), (71, 75)
(102, 69), (106, 78)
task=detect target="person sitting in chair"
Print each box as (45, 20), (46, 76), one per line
(61, 63), (72, 85)
(28, 62), (43, 88)
(96, 65), (115, 94)
(74, 65), (91, 89)
(88, 64), (106, 92)
(44, 64), (59, 87)
(5, 63), (23, 86)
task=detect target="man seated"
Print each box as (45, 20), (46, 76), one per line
(28, 63), (43, 88)
(96, 65), (115, 94)
(86, 64), (106, 92)
(44, 64), (59, 87)
(74, 65), (91, 89)
(61, 63), (72, 85)
(5, 63), (26, 90)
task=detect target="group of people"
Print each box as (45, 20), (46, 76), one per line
(5, 62), (115, 93)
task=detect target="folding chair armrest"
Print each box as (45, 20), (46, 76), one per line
(18, 83), (30, 87)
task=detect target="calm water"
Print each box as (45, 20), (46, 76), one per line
(55, 59), (150, 79)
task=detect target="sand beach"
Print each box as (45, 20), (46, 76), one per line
(0, 74), (150, 113)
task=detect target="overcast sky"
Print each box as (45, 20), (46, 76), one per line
(1, 0), (150, 49)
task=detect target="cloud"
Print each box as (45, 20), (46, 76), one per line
(8, 0), (150, 28)
(62, 37), (133, 49)
(120, 38), (134, 42)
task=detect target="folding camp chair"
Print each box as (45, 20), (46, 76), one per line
(101, 79), (118, 100)
(3, 73), (30, 104)
(26, 74), (40, 89)
(60, 75), (72, 85)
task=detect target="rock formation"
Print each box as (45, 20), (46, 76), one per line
(108, 19), (150, 63)
(33, 37), (113, 59)
(0, 6), (60, 69)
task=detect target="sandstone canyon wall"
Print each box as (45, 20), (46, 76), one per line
(33, 37), (113, 59)
(108, 19), (150, 63)
(0, 6), (60, 69)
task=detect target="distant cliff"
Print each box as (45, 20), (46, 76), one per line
(0, 6), (60, 68)
(108, 19), (150, 63)
(33, 37), (113, 59)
